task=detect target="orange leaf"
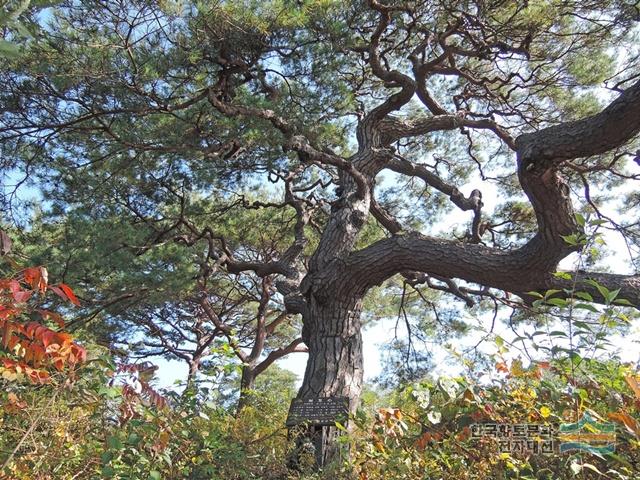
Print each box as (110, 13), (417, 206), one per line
(1, 320), (14, 349)
(70, 344), (87, 364)
(23, 266), (48, 293)
(457, 426), (472, 441)
(53, 358), (65, 371)
(4, 392), (27, 413)
(537, 361), (551, 369)
(625, 375), (640, 400)
(59, 284), (80, 306)
(608, 411), (640, 437)
(495, 362), (509, 373)
(0, 307), (18, 319)
(415, 432), (431, 450)
(27, 368), (50, 384)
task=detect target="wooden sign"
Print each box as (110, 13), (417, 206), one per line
(286, 397), (349, 427)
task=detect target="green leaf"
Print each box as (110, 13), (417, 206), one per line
(617, 313), (631, 324)
(573, 321), (593, 332)
(575, 213), (586, 227)
(574, 291), (593, 302)
(614, 298), (633, 306)
(606, 288), (620, 304)
(561, 234), (578, 246)
(549, 331), (568, 337)
(585, 279), (611, 302)
(574, 303), (599, 313)
(577, 388), (589, 401)
(552, 271), (572, 280)
(546, 298), (568, 308)
(106, 435), (123, 450)
(589, 218), (607, 226)
(149, 471), (162, 480)
(102, 466), (116, 478)
(543, 289), (562, 299)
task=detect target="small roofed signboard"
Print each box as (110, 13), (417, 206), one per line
(286, 397), (349, 427)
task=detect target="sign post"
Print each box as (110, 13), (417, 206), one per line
(286, 397), (350, 468)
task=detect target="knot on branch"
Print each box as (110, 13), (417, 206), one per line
(284, 135), (308, 153)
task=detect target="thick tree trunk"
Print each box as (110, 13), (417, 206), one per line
(299, 295), (364, 400)
(237, 365), (256, 412)
(184, 358), (200, 395)
(292, 292), (364, 468)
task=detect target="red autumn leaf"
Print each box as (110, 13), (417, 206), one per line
(537, 361), (551, 370)
(12, 290), (33, 303)
(30, 344), (45, 365)
(23, 266), (48, 293)
(40, 331), (57, 349)
(25, 322), (48, 341)
(7, 335), (20, 351)
(59, 283), (80, 306)
(415, 432), (431, 450)
(49, 285), (68, 303)
(0, 307), (18, 319)
(1, 320), (14, 349)
(24, 267), (39, 290)
(27, 368), (50, 384)
(69, 344), (87, 364)
(56, 331), (73, 345)
(1, 357), (17, 369)
(8, 280), (20, 295)
(50, 284), (80, 306)
(1, 266), (86, 381)
(23, 343), (35, 364)
(53, 358), (65, 371)
(457, 426), (472, 441)
(32, 346), (51, 366)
